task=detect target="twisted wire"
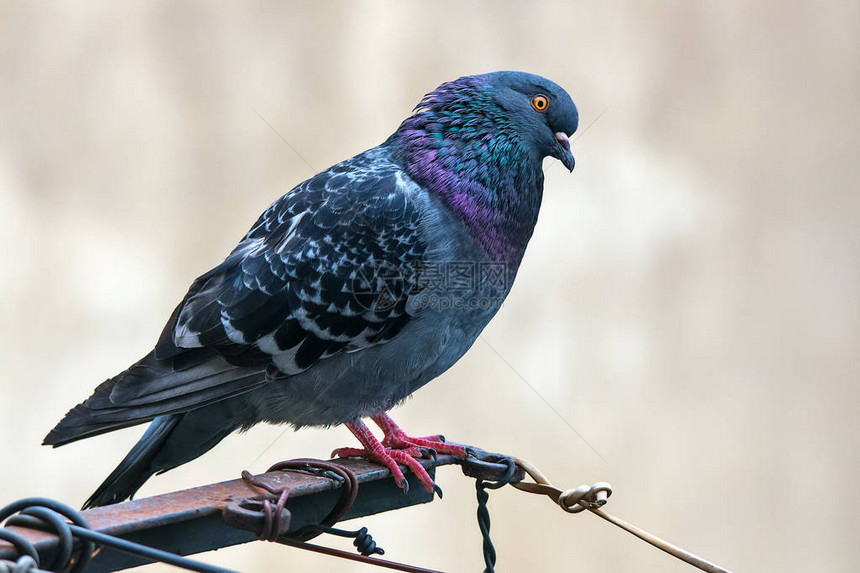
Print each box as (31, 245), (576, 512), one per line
(473, 457), (517, 573)
(298, 525), (384, 557)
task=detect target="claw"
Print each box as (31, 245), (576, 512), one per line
(339, 416), (463, 497)
(337, 421), (438, 494)
(374, 424), (467, 458)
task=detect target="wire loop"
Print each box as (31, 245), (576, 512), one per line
(236, 458), (360, 544)
(557, 482), (612, 513)
(0, 497), (95, 573)
(1, 497), (236, 573)
(230, 457), (393, 559)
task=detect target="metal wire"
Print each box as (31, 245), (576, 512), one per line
(65, 525), (238, 573)
(0, 497), (94, 573)
(237, 457), (441, 572)
(297, 525), (383, 557)
(238, 458), (361, 543)
(0, 556), (45, 573)
(511, 457), (734, 573)
(473, 457), (517, 573)
(0, 497), (238, 573)
(1, 452), (733, 573)
(278, 539), (444, 573)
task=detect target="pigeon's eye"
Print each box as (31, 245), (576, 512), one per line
(531, 94), (549, 112)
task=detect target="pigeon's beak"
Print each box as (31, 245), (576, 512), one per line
(554, 132), (575, 172)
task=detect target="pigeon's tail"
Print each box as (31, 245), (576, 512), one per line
(42, 374), (142, 447)
(43, 349), (268, 448)
(83, 405), (240, 509)
(42, 347), (264, 508)
(83, 414), (180, 508)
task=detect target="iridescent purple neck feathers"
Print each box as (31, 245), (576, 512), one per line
(387, 77), (545, 264)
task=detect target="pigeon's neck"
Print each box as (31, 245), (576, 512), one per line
(388, 114), (544, 265)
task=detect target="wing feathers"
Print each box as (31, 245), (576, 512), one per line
(47, 147), (431, 446)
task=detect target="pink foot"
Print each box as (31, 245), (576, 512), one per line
(333, 421), (438, 494)
(372, 413), (469, 458)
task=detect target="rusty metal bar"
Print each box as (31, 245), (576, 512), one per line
(0, 455), (461, 572)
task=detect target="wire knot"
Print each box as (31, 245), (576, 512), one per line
(297, 525), (384, 557)
(556, 482), (613, 513)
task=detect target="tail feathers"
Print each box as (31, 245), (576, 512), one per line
(83, 415), (180, 509)
(43, 351), (267, 448)
(43, 403), (142, 448)
(43, 378), (118, 446)
(83, 403), (242, 509)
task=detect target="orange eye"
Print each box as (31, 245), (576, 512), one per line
(531, 94), (549, 112)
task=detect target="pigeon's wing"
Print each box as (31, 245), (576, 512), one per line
(110, 153), (428, 412)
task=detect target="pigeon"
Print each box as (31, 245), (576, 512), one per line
(44, 71), (578, 508)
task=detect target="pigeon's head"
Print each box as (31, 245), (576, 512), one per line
(476, 71), (579, 171)
(390, 71), (578, 262)
(392, 71), (578, 177)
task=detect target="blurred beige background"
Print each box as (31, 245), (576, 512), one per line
(1, 1), (858, 572)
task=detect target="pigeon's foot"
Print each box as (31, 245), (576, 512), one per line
(372, 412), (469, 458)
(334, 421), (437, 494)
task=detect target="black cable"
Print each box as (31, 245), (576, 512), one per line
(0, 497), (92, 573)
(297, 524), (384, 557)
(64, 525), (237, 573)
(17, 507), (73, 571)
(474, 457), (516, 573)
(1, 497), (238, 573)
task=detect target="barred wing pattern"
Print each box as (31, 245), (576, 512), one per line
(115, 150), (427, 414)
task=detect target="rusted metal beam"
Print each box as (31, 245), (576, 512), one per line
(0, 455), (461, 572)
